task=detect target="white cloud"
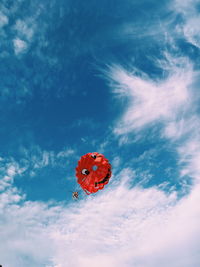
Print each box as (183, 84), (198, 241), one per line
(14, 19), (35, 41)
(111, 156), (121, 170)
(0, 158), (25, 192)
(163, 114), (200, 140)
(173, 0), (200, 14)
(12, 18), (36, 56)
(107, 57), (193, 135)
(57, 148), (75, 159)
(0, 11), (8, 27)
(13, 38), (28, 55)
(183, 16), (200, 49)
(0, 200), (56, 266)
(0, 2), (51, 58)
(22, 146), (75, 169)
(178, 138), (200, 180)
(173, 0), (200, 49)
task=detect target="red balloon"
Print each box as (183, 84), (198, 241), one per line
(75, 152), (112, 194)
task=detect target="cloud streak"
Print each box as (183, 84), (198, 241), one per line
(0, 11), (8, 28)
(107, 55), (194, 135)
(173, 0), (200, 49)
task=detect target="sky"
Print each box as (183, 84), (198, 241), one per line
(0, 0), (200, 266)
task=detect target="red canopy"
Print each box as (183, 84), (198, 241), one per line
(75, 152), (112, 194)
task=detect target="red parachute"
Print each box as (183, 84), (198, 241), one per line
(75, 152), (112, 194)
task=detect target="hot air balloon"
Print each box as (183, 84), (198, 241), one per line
(75, 152), (112, 194)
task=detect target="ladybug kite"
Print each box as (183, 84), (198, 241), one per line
(75, 152), (112, 195)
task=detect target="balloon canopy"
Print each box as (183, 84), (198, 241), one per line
(75, 152), (112, 194)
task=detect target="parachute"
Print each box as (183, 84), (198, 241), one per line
(75, 152), (112, 194)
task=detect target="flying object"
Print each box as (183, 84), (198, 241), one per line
(75, 152), (112, 195)
(72, 191), (79, 199)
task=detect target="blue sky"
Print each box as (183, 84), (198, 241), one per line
(0, 0), (200, 266)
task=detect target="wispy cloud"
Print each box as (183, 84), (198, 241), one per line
(13, 38), (28, 55)
(164, 115), (200, 140)
(107, 55), (194, 135)
(178, 138), (200, 181)
(0, 2), (38, 56)
(0, 1), (50, 103)
(14, 19), (35, 41)
(12, 17), (37, 55)
(17, 145), (76, 177)
(0, 11), (8, 28)
(0, 157), (25, 192)
(173, 0), (200, 49)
